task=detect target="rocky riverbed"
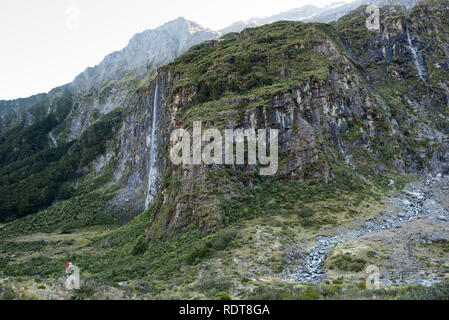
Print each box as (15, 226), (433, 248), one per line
(283, 174), (449, 286)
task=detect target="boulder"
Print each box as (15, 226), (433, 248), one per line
(421, 232), (448, 244)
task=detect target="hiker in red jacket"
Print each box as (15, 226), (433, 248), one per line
(66, 261), (73, 272)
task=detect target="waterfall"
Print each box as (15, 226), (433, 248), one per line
(145, 84), (159, 210)
(406, 27), (426, 82)
(49, 130), (58, 148)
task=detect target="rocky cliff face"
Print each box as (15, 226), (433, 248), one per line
(71, 18), (220, 96)
(1, 0), (449, 299)
(61, 18), (220, 142)
(0, 1), (447, 237)
(0, 2), (426, 138)
(0, 18), (220, 223)
(98, 0), (448, 239)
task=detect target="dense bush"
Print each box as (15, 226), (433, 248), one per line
(297, 207), (315, 218)
(0, 108), (123, 222)
(219, 163), (375, 226)
(0, 284), (17, 300)
(328, 253), (367, 272)
(71, 285), (96, 300)
(185, 229), (238, 265)
(131, 235), (149, 256)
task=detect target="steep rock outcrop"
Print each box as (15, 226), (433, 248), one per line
(109, 1), (448, 240)
(0, 18), (220, 222)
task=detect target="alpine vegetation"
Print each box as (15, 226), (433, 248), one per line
(0, 0), (449, 301)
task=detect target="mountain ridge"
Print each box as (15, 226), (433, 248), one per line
(0, 0), (448, 300)
(218, 0), (422, 34)
(71, 17), (220, 96)
(0, 0), (445, 224)
(0, 17), (219, 143)
(0, 1), (425, 107)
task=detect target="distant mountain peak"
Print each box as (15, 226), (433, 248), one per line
(218, 0), (423, 34)
(72, 17), (219, 95)
(159, 17), (217, 35)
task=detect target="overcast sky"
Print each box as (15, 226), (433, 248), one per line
(0, 0), (347, 100)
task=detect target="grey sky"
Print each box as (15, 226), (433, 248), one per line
(0, 0), (344, 100)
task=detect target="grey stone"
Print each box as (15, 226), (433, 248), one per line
(284, 177), (449, 284)
(423, 232), (448, 243)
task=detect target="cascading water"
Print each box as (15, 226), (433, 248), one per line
(49, 130), (58, 148)
(145, 84), (159, 210)
(406, 27), (426, 82)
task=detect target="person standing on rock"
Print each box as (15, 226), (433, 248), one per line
(65, 261), (80, 290)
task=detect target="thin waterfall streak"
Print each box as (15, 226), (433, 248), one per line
(406, 27), (426, 82)
(145, 84), (159, 210)
(49, 130), (58, 148)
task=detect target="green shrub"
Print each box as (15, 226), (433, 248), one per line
(298, 207), (315, 218)
(183, 229), (239, 265)
(62, 240), (75, 246)
(60, 227), (73, 235)
(193, 276), (233, 294)
(209, 230), (238, 251)
(71, 285), (96, 300)
(131, 235), (148, 256)
(0, 108), (123, 222)
(247, 286), (285, 300)
(356, 281), (367, 290)
(301, 289), (320, 300)
(328, 254), (367, 272)
(0, 285), (17, 300)
(185, 244), (211, 265)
